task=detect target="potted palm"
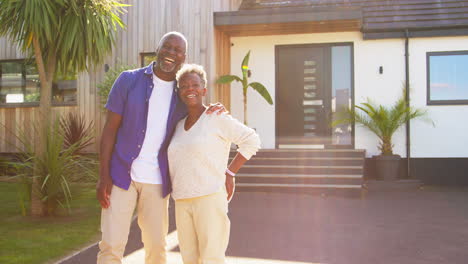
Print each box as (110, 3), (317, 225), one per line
(216, 50), (273, 125)
(334, 90), (432, 181)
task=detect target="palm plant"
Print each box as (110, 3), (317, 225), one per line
(216, 50), (273, 125)
(334, 90), (432, 155)
(0, 0), (126, 216)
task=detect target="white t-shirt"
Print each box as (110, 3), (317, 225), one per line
(131, 75), (174, 184)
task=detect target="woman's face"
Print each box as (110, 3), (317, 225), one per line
(177, 72), (207, 107)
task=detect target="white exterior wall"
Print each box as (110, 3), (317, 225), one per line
(231, 33), (468, 158)
(230, 32), (406, 154)
(409, 36), (468, 158)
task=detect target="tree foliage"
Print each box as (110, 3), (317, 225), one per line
(97, 63), (136, 109)
(0, 0), (127, 74)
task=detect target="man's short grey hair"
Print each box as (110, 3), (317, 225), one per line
(176, 64), (207, 88)
(157, 31), (188, 53)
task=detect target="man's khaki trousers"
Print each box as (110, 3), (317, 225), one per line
(97, 182), (169, 264)
(175, 191), (230, 264)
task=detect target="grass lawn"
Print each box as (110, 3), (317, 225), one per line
(0, 181), (101, 264)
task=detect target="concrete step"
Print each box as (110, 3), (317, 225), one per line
(231, 149), (366, 158)
(236, 173), (363, 185)
(242, 157), (364, 166)
(236, 183), (363, 197)
(238, 165), (363, 175)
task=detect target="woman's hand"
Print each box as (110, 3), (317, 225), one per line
(225, 174), (235, 202)
(206, 102), (227, 115)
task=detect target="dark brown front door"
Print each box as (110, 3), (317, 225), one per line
(276, 45), (332, 146)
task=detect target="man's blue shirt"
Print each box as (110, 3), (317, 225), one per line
(105, 62), (187, 197)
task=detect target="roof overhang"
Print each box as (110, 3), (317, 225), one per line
(214, 6), (362, 36)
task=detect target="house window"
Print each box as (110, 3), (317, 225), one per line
(427, 51), (468, 105)
(140, 52), (157, 67)
(0, 60), (77, 106)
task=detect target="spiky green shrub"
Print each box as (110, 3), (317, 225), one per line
(334, 90), (433, 155)
(7, 117), (97, 216)
(60, 112), (94, 154)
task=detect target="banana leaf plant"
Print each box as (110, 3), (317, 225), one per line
(333, 89), (433, 155)
(216, 50), (273, 125)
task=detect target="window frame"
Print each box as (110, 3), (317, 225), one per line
(0, 59), (77, 108)
(426, 50), (468, 106)
(140, 52), (157, 67)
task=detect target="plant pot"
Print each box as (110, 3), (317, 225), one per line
(374, 154), (401, 181)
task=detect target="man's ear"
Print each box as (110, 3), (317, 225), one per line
(202, 88), (207, 96)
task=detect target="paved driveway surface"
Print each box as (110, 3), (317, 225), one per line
(60, 187), (468, 264)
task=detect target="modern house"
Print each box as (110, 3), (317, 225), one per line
(1, 0), (467, 186)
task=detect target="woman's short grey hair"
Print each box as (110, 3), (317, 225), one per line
(176, 64), (207, 88)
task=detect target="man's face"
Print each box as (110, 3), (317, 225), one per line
(155, 35), (186, 75)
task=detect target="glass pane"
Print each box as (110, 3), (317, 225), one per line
(331, 46), (352, 145)
(0, 61), (24, 103)
(304, 84), (316, 90)
(0, 60), (78, 104)
(429, 54), (468, 101)
(142, 53), (157, 67)
(304, 68), (316, 74)
(24, 63), (40, 103)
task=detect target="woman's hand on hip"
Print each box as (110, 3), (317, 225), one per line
(225, 174), (235, 202)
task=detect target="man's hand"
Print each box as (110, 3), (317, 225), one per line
(206, 102), (227, 115)
(96, 176), (113, 209)
(225, 174), (235, 202)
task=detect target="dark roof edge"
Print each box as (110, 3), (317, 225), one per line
(214, 6), (362, 26)
(363, 27), (468, 39)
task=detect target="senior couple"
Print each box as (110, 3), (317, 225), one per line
(96, 31), (260, 264)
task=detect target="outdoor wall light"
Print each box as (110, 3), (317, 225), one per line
(379, 66), (383, 74)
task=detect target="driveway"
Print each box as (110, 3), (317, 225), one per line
(59, 186), (468, 264)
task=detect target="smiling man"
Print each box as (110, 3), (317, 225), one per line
(96, 32), (223, 264)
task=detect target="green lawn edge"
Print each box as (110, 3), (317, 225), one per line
(0, 182), (101, 264)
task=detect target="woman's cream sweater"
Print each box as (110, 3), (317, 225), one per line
(168, 111), (261, 200)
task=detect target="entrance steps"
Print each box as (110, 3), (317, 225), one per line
(231, 149), (365, 197)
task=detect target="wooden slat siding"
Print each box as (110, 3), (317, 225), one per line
(88, 71), (97, 152)
(214, 29), (231, 111)
(137, 0), (144, 55)
(0, 106), (77, 153)
(0, 37), (25, 59)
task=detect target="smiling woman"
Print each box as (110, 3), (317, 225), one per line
(169, 64), (261, 264)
